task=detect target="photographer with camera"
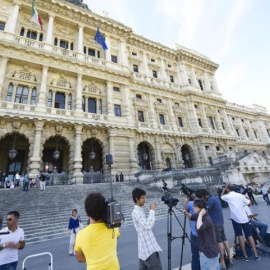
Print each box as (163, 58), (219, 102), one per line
(74, 192), (120, 270)
(132, 187), (162, 270)
(221, 184), (261, 262)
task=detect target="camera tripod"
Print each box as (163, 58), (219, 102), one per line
(167, 205), (191, 270)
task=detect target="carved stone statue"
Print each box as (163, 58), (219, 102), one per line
(64, 0), (90, 10)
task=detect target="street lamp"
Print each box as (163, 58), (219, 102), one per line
(8, 134), (18, 161)
(90, 139), (96, 160)
(53, 137), (60, 160)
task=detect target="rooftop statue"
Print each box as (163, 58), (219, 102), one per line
(64, 0), (90, 10)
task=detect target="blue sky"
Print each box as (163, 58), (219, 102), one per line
(85, 0), (270, 112)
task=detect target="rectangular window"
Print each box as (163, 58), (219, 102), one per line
(0, 22), (5, 31)
(178, 117), (183, 127)
(138, 111), (144, 122)
(47, 91), (52, 107)
(136, 94), (142, 99)
(157, 98), (162, 103)
(198, 79), (204, 90)
(26, 30), (37, 40)
(168, 64), (172, 68)
(113, 86), (120, 92)
(30, 88), (37, 105)
(216, 146), (220, 151)
(159, 114), (165, 125)
(245, 130), (249, 137)
(205, 146), (209, 150)
(221, 122), (225, 130)
(133, 65), (139, 73)
(60, 40), (68, 49)
(6, 84), (13, 102)
(153, 70), (157, 78)
(111, 55), (117, 63)
(170, 75), (174, 83)
(194, 104), (198, 108)
(151, 58), (155, 62)
(88, 49), (95, 56)
(209, 116), (215, 129)
(236, 129), (240, 136)
(254, 131), (257, 138)
(198, 118), (202, 127)
(188, 78), (191, 84)
(15, 86), (29, 104)
(132, 52), (137, 56)
(55, 92), (65, 109)
(82, 97), (85, 112)
(114, 104), (121, 117)
(88, 98), (96, 113)
(175, 102), (179, 107)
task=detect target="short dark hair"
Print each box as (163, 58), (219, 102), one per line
(226, 184), (234, 191)
(85, 193), (106, 221)
(72, 209), (77, 215)
(195, 189), (210, 199)
(132, 188), (146, 203)
(8, 211), (20, 219)
(193, 199), (207, 210)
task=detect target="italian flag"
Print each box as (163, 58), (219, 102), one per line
(31, 0), (42, 30)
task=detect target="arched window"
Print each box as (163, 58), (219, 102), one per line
(47, 90), (52, 107)
(31, 88), (37, 104)
(82, 96), (85, 112)
(166, 157), (171, 168)
(6, 83), (13, 102)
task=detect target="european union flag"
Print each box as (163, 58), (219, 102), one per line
(94, 27), (108, 50)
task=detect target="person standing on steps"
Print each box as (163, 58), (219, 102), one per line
(68, 209), (81, 256)
(40, 172), (46, 191)
(261, 185), (270, 205)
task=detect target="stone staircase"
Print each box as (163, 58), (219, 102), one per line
(0, 182), (182, 243)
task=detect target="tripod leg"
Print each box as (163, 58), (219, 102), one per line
(167, 207), (173, 270)
(179, 214), (187, 270)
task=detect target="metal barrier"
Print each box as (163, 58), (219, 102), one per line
(45, 172), (68, 185)
(83, 171), (103, 184)
(22, 252), (53, 270)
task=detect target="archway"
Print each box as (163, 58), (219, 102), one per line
(0, 133), (30, 181)
(82, 138), (103, 172)
(42, 136), (70, 173)
(137, 142), (153, 170)
(181, 144), (193, 168)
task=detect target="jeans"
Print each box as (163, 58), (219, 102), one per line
(200, 252), (220, 270)
(254, 220), (268, 239)
(263, 194), (270, 204)
(190, 234), (200, 270)
(0, 261), (18, 270)
(23, 181), (29, 191)
(139, 252), (162, 270)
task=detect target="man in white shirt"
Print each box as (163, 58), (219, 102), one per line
(221, 184), (261, 262)
(132, 188), (162, 270)
(261, 186), (270, 205)
(0, 211), (25, 270)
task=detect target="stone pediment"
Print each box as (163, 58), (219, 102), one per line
(238, 153), (269, 168)
(83, 82), (104, 95)
(50, 74), (72, 89)
(11, 66), (37, 83)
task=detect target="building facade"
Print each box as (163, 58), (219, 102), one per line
(0, 0), (270, 183)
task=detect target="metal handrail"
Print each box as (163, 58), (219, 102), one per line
(22, 252), (53, 270)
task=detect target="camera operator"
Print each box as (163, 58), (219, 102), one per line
(221, 184), (261, 262)
(132, 187), (162, 270)
(182, 195), (200, 270)
(196, 189), (232, 269)
(0, 211), (25, 270)
(74, 192), (120, 270)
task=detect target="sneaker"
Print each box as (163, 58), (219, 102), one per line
(242, 256), (249, 262)
(255, 256), (261, 261)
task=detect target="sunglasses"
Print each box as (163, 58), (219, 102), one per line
(6, 218), (13, 222)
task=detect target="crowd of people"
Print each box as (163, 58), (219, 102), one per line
(1, 182), (270, 270)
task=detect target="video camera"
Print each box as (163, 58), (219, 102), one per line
(105, 198), (123, 229)
(161, 193), (179, 207)
(180, 183), (195, 200)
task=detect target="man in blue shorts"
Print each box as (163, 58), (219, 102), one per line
(221, 184), (261, 262)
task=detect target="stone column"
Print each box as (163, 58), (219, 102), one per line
(106, 81), (114, 116)
(167, 98), (177, 130)
(73, 125), (83, 184)
(0, 57), (8, 98)
(179, 63), (189, 85)
(147, 94), (157, 128)
(44, 14), (54, 51)
(119, 39), (128, 66)
(129, 137), (137, 171)
(160, 59), (167, 81)
(122, 85), (132, 124)
(52, 90), (56, 108)
(75, 73), (83, 112)
(221, 109), (234, 135)
(200, 104), (210, 131)
(185, 98), (199, 132)
(29, 121), (44, 179)
(65, 93), (68, 110)
(105, 36), (111, 61)
(190, 67), (199, 88)
(142, 52), (150, 81)
(27, 87), (33, 104)
(77, 26), (84, 53)
(37, 66), (48, 111)
(154, 138), (163, 170)
(203, 72), (211, 91)
(6, 2), (20, 37)
(215, 108), (224, 132)
(11, 84), (17, 102)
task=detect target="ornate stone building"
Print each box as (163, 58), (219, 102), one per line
(0, 0), (269, 183)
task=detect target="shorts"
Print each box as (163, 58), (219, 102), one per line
(214, 224), (227, 243)
(231, 219), (252, 237)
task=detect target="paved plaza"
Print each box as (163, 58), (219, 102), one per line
(13, 194), (270, 270)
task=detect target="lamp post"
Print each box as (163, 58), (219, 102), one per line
(53, 137), (60, 160)
(8, 134), (18, 161)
